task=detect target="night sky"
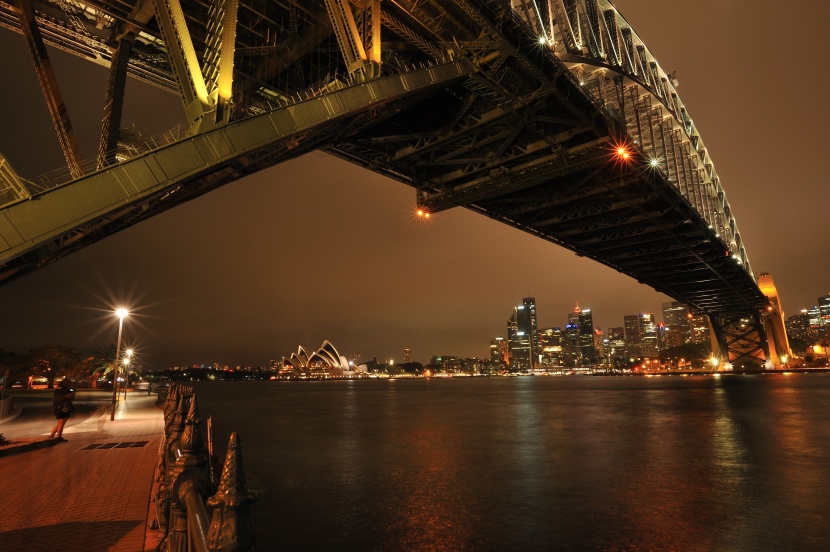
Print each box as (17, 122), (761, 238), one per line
(1, 1), (828, 368)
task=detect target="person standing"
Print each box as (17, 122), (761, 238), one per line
(50, 377), (75, 439)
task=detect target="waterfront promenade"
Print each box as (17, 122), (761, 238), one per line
(0, 393), (163, 552)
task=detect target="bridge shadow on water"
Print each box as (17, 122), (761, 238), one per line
(0, 520), (142, 552)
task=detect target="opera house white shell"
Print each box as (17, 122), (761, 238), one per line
(281, 340), (351, 375)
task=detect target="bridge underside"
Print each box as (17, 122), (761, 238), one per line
(0, 0), (772, 366)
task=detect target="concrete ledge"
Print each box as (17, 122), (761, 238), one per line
(0, 406), (23, 425)
(0, 437), (62, 458)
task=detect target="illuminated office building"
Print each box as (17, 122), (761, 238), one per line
(623, 315), (642, 357)
(507, 297), (537, 371)
(639, 313), (659, 357)
(577, 307), (596, 367)
(539, 327), (563, 367)
(661, 301), (691, 349)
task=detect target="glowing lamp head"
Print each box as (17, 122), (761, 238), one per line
(650, 158), (658, 167)
(538, 36), (547, 45)
(416, 208), (431, 219)
(115, 308), (129, 319)
(615, 146), (631, 161)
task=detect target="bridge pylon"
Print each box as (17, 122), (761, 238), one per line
(708, 272), (791, 370)
(709, 312), (770, 371)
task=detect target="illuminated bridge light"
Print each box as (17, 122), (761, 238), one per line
(416, 208), (431, 219)
(650, 158), (659, 167)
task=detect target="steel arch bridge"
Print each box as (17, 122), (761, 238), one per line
(0, 0), (789, 367)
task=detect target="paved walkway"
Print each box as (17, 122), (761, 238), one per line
(0, 394), (164, 552)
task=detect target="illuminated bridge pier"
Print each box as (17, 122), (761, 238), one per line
(0, 0), (788, 367)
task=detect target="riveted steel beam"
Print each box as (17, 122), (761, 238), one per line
(17, 0), (84, 178)
(153, 0), (211, 125)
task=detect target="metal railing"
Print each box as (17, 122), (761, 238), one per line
(155, 383), (256, 552)
(3, 58), (457, 208)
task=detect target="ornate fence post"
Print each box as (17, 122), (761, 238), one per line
(158, 387), (190, 537)
(169, 393), (211, 552)
(207, 432), (257, 552)
(153, 385), (256, 551)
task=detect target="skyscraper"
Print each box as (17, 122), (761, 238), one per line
(818, 293), (830, 334)
(490, 337), (509, 365)
(639, 313), (659, 357)
(513, 297), (539, 371)
(605, 327), (626, 365)
(593, 327), (605, 366)
(578, 308), (596, 367)
(688, 312), (711, 345)
(507, 297), (538, 371)
(539, 327), (563, 367)
(662, 301), (691, 349)
(623, 315), (642, 357)
(786, 310), (813, 345)
(507, 310), (519, 369)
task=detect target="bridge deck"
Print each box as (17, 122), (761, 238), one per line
(0, 0), (772, 360)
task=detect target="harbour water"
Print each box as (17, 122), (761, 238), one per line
(194, 374), (830, 551)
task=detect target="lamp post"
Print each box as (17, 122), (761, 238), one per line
(123, 349), (133, 401)
(110, 308), (128, 421)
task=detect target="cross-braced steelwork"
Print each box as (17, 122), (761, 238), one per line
(0, 0), (787, 367)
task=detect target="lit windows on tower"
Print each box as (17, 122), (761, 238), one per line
(507, 297), (538, 371)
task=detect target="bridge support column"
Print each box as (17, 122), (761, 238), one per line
(757, 272), (792, 367)
(98, 36), (133, 168)
(17, 0), (84, 178)
(323, 0), (381, 79)
(709, 313), (771, 370)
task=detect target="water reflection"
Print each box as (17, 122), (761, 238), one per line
(194, 375), (830, 551)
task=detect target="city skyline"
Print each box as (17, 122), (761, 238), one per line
(1, 1), (829, 368)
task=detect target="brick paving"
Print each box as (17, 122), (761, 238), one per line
(0, 394), (164, 552)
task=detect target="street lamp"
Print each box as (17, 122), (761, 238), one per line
(122, 349), (133, 400)
(110, 308), (128, 421)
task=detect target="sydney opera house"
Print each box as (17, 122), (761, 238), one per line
(278, 340), (363, 379)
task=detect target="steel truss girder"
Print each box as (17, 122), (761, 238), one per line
(98, 35), (132, 168)
(0, 0), (771, 348)
(568, 220), (683, 246)
(202, 0), (239, 125)
(420, 143), (607, 212)
(531, 194), (648, 227)
(153, 0), (212, 124)
(17, 0), (84, 178)
(0, 61), (473, 285)
(419, 130), (606, 199)
(709, 313), (769, 369)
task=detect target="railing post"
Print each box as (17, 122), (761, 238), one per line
(159, 385), (190, 538)
(169, 393), (211, 552)
(206, 432), (257, 552)
(154, 385), (255, 551)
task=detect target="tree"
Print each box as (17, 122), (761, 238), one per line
(26, 345), (82, 386)
(89, 345), (118, 386)
(0, 348), (22, 389)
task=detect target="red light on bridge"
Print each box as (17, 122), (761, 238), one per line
(416, 208), (431, 219)
(616, 146), (630, 160)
